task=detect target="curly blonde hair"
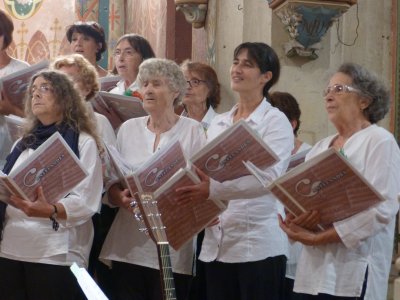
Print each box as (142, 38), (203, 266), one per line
(51, 54), (99, 101)
(23, 70), (103, 153)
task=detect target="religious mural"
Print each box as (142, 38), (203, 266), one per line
(1, 0), (75, 65)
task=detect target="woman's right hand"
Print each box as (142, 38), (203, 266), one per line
(108, 184), (134, 211)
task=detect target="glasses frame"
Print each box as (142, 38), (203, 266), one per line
(323, 84), (361, 97)
(187, 78), (207, 88)
(31, 83), (53, 96)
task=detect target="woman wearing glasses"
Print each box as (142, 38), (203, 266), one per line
(0, 70), (103, 299)
(66, 21), (109, 77)
(180, 61), (221, 131)
(180, 61), (221, 300)
(110, 34), (155, 96)
(279, 63), (400, 300)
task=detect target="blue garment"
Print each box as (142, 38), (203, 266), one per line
(0, 122), (80, 237)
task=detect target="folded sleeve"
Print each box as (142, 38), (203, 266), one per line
(334, 138), (400, 249)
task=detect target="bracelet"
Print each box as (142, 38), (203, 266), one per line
(49, 204), (59, 231)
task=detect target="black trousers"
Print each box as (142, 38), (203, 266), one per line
(0, 257), (85, 300)
(204, 255), (287, 300)
(88, 205), (118, 299)
(112, 261), (192, 300)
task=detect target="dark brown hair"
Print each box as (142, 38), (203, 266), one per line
(0, 9), (14, 50)
(233, 42), (280, 98)
(269, 91), (301, 136)
(66, 21), (107, 61)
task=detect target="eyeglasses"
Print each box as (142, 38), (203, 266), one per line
(187, 79), (206, 88)
(113, 48), (136, 58)
(31, 84), (53, 95)
(323, 84), (361, 97)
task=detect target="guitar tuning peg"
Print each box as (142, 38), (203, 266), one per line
(139, 227), (148, 234)
(134, 211), (143, 222)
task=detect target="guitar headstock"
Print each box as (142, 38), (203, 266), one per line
(134, 192), (168, 244)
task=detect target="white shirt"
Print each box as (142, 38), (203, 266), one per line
(294, 125), (400, 300)
(0, 58), (30, 77)
(100, 116), (206, 275)
(199, 99), (294, 263)
(109, 79), (139, 95)
(0, 132), (103, 268)
(0, 58), (30, 170)
(94, 112), (116, 147)
(181, 106), (218, 132)
(286, 141), (312, 279)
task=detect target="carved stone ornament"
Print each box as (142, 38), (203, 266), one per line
(269, 0), (357, 59)
(175, 0), (208, 29)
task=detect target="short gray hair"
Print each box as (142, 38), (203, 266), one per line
(137, 58), (187, 106)
(337, 63), (390, 124)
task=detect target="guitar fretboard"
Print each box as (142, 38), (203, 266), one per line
(157, 242), (176, 300)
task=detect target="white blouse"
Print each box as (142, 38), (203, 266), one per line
(0, 58), (30, 170)
(100, 116), (206, 275)
(199, 99), (294, 263)
(294, 125), (400, 300)
(109, 80), (139, 95)
(0, 132), (103, 268)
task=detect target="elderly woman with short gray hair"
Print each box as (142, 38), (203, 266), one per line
(279, 62), (400, 300)
(100, 58), (206, 300)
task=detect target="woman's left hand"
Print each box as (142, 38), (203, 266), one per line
(9, 186), (54, 218)
(278, 214), (342, 246)
(278, 214), (318, 245)
(175, 167), (210, 204)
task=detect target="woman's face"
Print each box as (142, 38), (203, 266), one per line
(31, 76), (62, 125)
(141, 76), (178, 115)
(114, 39), (143, 83)
(58, 65), (90, 99)
(230, 48), (270, 96)
(70, 31), (99, 63)
(182, 70), (209, 108)
(324, 72), (370, 126)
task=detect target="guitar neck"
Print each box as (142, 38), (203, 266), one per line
(157, 242), (176, 300)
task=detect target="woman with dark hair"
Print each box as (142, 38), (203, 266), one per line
(181, 60), (221, 131)
(177, 42), (293, 300)
(110, 33), (155, 96)
(269, 91), (311, 300)
(0, 70), (103, 299)
(0, 9), (29, 169)
(66, 21), (108, 77)
(269, 91), (311, 155)
(279, 63), (400, 300)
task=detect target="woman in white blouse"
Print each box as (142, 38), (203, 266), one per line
(279, 63), (400, 300)
(0, 70), (103, 299)
(0, 9), (29, 170)
(109, 34), (155, 96)
(100, 58), (206, 300)
(180, 60), (221, 132)
(177, 42), (294, 300)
